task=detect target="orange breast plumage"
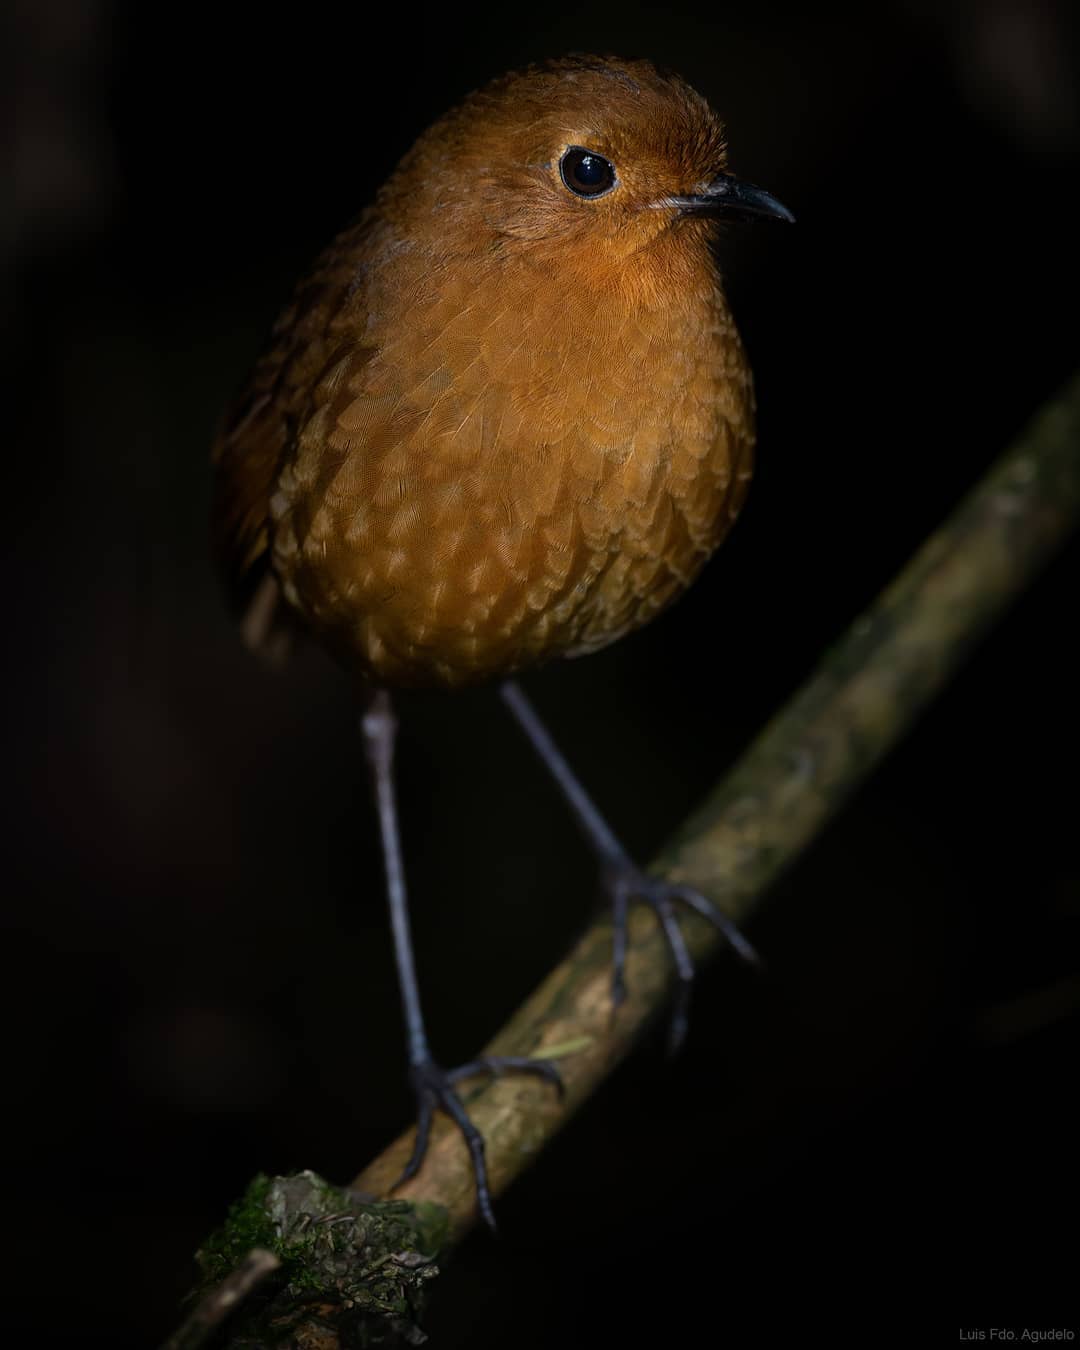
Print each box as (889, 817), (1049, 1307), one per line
(267, 231), (751, 685)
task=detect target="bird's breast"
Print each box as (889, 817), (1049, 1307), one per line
(270, 251), (754, 687)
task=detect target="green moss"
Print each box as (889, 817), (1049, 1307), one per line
(194, 1171), (446, 1346)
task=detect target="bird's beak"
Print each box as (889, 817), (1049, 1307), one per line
(664, 173), (795, 224)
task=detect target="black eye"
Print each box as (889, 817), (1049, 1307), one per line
(560, 146), (617, 198)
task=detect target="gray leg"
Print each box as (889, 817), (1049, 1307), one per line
(500, 680), (758, 1053)
(360, 689), (562, 1231)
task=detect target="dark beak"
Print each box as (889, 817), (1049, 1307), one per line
(668, 173), (795, 224)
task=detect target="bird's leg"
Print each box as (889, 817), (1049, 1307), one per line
(500, 680), (758, 1053)
(359, 689), (562, 1232)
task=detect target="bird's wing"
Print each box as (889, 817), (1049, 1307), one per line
(210, 212), (377, 657)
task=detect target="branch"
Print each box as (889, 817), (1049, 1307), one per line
(353, 370), (1080, 1239)
(181, 370), (1080, 1346)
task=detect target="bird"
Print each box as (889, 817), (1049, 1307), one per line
(212, 54), (792, 1231)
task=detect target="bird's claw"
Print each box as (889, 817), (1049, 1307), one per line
(397, 1054), (564, 1232)
(602, 864), (758, 1055)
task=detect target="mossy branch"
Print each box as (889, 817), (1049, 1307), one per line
(183, 371), (1080, 1346)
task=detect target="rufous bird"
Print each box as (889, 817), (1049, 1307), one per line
(213, 54), (792, 1229)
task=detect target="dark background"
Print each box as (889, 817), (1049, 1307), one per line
(6, 0), (1079, 1342)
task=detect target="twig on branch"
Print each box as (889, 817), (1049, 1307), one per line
(353, 370), (1080, 1242)
(162, 1248), (281, 1350)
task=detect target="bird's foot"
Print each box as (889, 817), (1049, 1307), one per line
(603, 860), (759, 1055)
(396, 1054), (564, 1232)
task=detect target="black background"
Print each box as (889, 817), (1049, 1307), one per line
(7, 0), (1080, 1343)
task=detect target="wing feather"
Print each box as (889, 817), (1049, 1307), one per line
(210, 213), (379, 654)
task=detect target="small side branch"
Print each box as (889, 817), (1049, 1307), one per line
(162, 1248), (281, 1350)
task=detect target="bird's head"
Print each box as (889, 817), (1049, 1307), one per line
(380, 56), (792, 295)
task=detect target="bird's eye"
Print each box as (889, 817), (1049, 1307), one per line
(559, 146), (617, 199)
